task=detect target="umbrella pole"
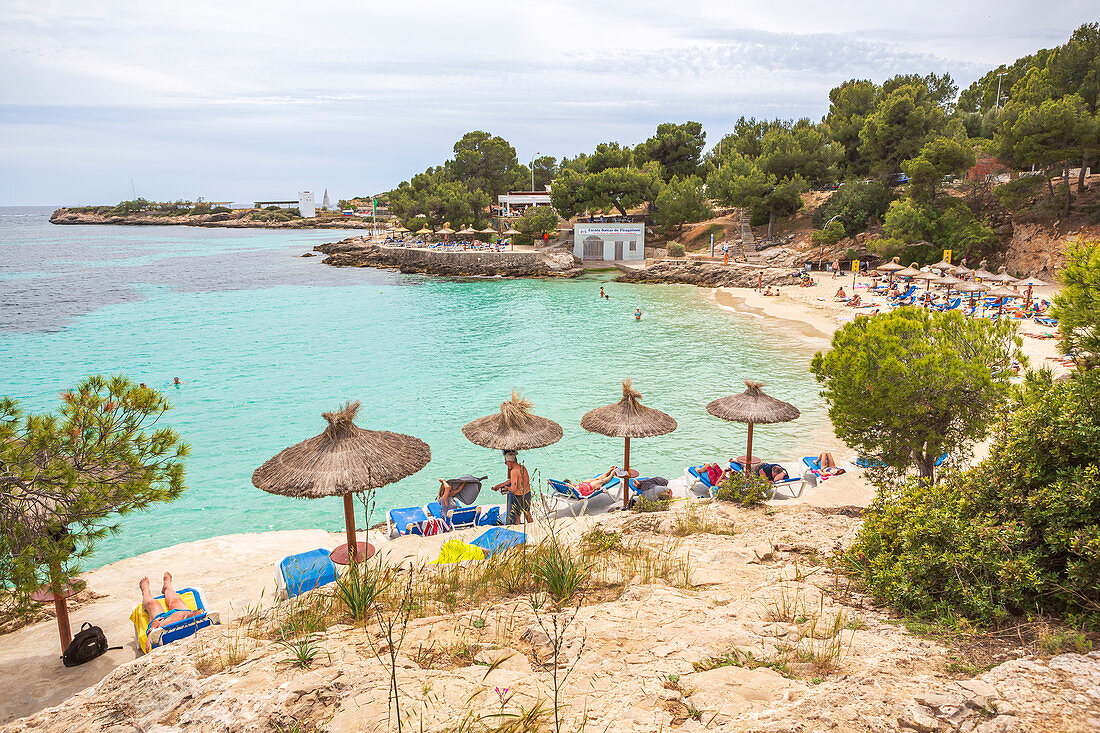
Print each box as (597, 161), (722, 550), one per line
(745, 423), (754, 474)
(343, 494), (358, 564)
(622, 437), (631, 509)
(49, 562), (72, 652)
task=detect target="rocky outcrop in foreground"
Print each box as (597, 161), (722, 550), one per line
(6, 504), (1097, 733)
(314, 238), (583, 278)
(615, 259), (802, 288)
(49, 209), (375, 229)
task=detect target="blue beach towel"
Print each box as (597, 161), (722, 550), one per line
(471, 527), (527, 556)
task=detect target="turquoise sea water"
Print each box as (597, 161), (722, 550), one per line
(0, 207), (825, 568)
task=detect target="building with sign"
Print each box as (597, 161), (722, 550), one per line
(574, 221), (645, 261)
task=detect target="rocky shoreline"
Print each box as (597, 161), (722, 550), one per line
(49, 208), (376, 229)
(313, 237), (583, 277)
(614, 259), (802, 288)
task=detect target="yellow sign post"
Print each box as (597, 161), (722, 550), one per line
(851, 259), (860, 288)
(943, 249), (952, 264)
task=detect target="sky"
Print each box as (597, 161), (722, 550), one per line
(1, 1), (1094, 205)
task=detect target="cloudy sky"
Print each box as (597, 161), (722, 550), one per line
(1, 1), (1092, 205)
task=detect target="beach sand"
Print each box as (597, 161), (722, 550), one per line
(0, 272), (1067, 724)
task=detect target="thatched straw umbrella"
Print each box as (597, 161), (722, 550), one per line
(986, 286), (1021, 317)
(876, 256), (905, 285)
(581, 380), (677, 508)
(911, 270), (940, 305)
(955, 281), (988, 309)
(706, 380), (800, 475)
(252, 401), (430, 563)
(973, 260), (996, 280)
(934, 273), (965, 303)
(1017, 276), (1048, 308)
(462, 391), (563, 452)
(502, 227), (521, 250)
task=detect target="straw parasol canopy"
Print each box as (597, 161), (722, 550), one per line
(437, 225), (455, 235)
(973, 260), (996, 279)
(478, 226), (497, 235)
(895, 263), (923, 278)
(706, 380), (799, 474)
(1017, 276), (1048, 307)
(876, 256), (906, 273)
(985, 268), (1019, 284)
(393, 225), (409, 234)
(581, 380), (677, 508)
(985, 286), (1021, 316)
(253, 401), (430, 562)
(502, 227), (521, 236)
(955, 280), (988, 307)
(417, 226), (433, 235)
(462, 391), (563, 451)
(456, 226), (478, 236)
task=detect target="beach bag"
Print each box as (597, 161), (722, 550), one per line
(62, 622), (120, 667)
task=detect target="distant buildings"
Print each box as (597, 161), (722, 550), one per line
(298, 191), (316, 218)
(497, 187), (552, 217)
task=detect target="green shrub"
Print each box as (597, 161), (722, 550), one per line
(715, 472), (772, 506)
(844, 370), (1100, 627)
(211, 206), (232, 214)
(812, 220), (846, 246)
(994, 175), (1045, 210)
(632, 496), (671, 512)
(667, 241), (685, 256)
(813, 181), (895, 235)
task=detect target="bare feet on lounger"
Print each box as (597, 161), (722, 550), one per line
(162, 571), (173, 595)
(139, 576), (151, 595)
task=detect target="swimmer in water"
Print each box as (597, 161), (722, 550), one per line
(173, 377), (182, 386)
(634, 308), (641, 320)
(600, 287), (606, 298)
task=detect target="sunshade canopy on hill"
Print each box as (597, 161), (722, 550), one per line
(252, 401), (430, 562)
(581, 380), (677, 508)
(462, 391), (563, 451)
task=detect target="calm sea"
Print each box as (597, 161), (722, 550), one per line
(0, 206), (825, 567)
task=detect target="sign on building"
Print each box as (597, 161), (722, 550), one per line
(573, 222), (645, 261)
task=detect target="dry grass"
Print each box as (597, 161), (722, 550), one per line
(670, 501), (737, 537)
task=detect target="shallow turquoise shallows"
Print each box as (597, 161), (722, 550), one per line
(0, 207), (825, 568)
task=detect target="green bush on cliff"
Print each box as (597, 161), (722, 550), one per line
(844, 370), (1100, 627)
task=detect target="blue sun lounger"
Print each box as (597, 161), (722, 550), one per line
(855, 453), (948, 469)
(546, 476), (621, 516)
(387, 506), (431, 537)
(130, 586), (217, 654)
(472, 527), (527, 556)
(277, 548), (338, 600)
(687, 465), (723, 496)
(425, 501), (480, 530)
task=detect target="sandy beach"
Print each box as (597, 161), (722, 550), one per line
(0, 272), (1066, 725)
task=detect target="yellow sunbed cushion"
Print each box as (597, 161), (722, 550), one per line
(129, 589), (201, 653)
(430, 539), (486, 565)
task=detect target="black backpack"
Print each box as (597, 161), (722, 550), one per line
(61, 622), (120, 667)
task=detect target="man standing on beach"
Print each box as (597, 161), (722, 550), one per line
(493, 451), (532, 525)
(832, 259), (840, 278)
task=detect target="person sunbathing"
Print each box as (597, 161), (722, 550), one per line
(834, 287), (847, 300)
(845, 294), (861, 307)
(140, 573), (202, 631)
(564, 466), (618, 497)
(756, 463), (788, 482)
(815, 452), (846, 476)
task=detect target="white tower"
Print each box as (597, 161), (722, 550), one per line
(298, 191), (316, 218)
(322, 189), (331, 211)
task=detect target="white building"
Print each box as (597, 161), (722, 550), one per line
(298, 191), (316, 218)
(574, 222), (646, 261)
(497, 188), (552, 216)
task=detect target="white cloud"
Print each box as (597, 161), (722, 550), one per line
(0, 0), (1093, 203)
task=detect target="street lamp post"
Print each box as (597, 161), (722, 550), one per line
(994, 72), (1007, 114)
(820, 214), (842, 269)
(531, 151), (541, 191)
